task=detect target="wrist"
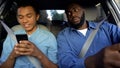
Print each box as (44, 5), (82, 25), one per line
(9, 55), (16, 60)
(9, 52), (16, 60)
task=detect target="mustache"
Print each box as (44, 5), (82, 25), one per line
(72, 16), (80, 19)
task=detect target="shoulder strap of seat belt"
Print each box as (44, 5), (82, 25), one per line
(79, 18), (107, 58)
(27, 56), (42, 68)
(0, 20), (42, 68)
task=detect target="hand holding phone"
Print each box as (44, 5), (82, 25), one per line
(16, 34), (28, 43)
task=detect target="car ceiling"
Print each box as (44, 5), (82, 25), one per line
(0, 0), (103, 12)
(0, 0), (104, 19)
(13, 0), (102, 9)
(35, 0), (102, 9)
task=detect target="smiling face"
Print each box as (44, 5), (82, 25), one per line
(17, 6), (39, 34)
(66, 3), (86, 29)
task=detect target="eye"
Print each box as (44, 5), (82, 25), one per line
(73, 9), (79, 12)
(67, 12), (71, 15)
(27, 14), (32, 18)
(18, 15), (23, 19)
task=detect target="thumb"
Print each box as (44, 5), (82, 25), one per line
(108, 43), (120, 51)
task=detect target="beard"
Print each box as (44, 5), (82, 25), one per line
(69, 12), (85, 29)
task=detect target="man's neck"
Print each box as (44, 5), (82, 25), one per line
(78, 21), (88, 30)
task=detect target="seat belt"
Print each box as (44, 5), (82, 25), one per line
(0, 20), (42, 68)
(79, 18), (107, 58)
(27, 56), (42, 68)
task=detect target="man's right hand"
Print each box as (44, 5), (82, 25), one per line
(85, 43), (120, 68)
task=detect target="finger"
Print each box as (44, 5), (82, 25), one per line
(19, 40), (30, 44)
(109, 43), (120, 51)
(15, 50), (30, 55)
(15, 49), (33, 56)
(104, 65), (113, 68)
(17, 52), (32, 55)
(15, 43), (30, 49)
(19, 40), (33, 47)
(105, 54), (120, 67)
(110, 60), (120, 67)
(15, 47), (32, 52)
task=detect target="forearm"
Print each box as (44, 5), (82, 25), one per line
(85, 50), (104, 68)
(37, 52), (58, 68)
(85, 56), (96, 68)
(0, 54), (16, 68)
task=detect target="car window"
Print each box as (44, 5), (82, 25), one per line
(38, 10), (67, 36)
(39, 10), (66, 26)
(114, 0), (120, 10)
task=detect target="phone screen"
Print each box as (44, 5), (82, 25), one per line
(16, 34), (28, 43)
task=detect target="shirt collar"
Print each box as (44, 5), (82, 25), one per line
(29, 26), (39, 36)
(88, 21), (97, 29)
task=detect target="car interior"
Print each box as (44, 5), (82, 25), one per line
(0, 0), (120, 56)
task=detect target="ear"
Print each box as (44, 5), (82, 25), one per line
(82, 8), (85, 12)
(36, 14), (40, 21)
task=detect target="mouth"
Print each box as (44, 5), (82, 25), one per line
(72, 17), (80, 23)
(23, 24), (30, 28)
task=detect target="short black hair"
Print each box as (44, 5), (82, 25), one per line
(65, 2), (85, 14)
(16, 0), (39, 14)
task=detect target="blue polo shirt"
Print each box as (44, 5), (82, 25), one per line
(0, 27), (57, 68)
(57, 21), (120, 68)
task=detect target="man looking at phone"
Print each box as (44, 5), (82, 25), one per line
(0, 0), (58, 68)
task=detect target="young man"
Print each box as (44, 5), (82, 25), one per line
(0, 0), (58, 68)
(57, 3), (120, 68)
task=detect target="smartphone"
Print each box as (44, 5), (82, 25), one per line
(16, 34), (28, 43)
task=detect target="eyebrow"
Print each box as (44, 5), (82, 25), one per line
(17, 13), (33, 16)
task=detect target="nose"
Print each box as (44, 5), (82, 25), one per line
(22, 17), (28, 23)
(71, 12), (76, 17)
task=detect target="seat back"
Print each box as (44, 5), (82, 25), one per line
(11, 24), (49, 31)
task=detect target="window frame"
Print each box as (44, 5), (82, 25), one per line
(106, 0), (120, 27)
